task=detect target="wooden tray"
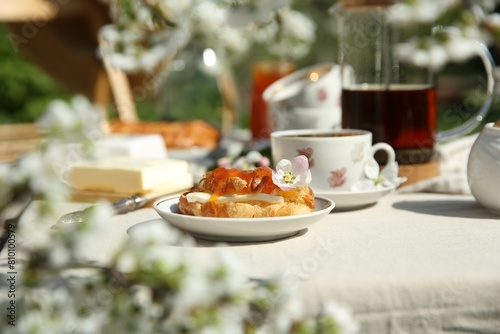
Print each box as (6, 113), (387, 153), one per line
(398, 160), (439, 188)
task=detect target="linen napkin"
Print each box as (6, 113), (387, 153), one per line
(398, 134), (479, 194)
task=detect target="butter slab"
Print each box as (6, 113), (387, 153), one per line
(67, 157), (189, 193)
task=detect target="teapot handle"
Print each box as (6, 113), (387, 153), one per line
(435, 28), (495, 142)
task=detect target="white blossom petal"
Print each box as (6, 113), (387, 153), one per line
(381, 161), (407, 187)
(321, 301), (360, 334)
(363, 157), (380, 180)
(272, 155), (311, 190)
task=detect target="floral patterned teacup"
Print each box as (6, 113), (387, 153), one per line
(270, 129), (396, 192)
(263, 62), (341, 109)
(269, 106), (341, 132)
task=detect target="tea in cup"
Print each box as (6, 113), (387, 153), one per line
(270, 129), (395, 192)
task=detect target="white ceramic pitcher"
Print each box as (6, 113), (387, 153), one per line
(467, 122), (500, 215)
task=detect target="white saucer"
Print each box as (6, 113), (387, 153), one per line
(153, 196), (335, 242)
(315, 185), (396, 211)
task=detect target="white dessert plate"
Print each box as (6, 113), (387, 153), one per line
(153, 196), (335, 242)
(315, 185), (396, 211)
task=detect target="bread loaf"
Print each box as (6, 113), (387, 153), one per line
(108, 119), (220, 150)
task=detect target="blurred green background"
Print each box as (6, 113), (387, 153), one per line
(0, 23), (72, 123)
(1, 0), (500, 133)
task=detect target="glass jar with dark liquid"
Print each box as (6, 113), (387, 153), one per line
(333, 0), (494, 164)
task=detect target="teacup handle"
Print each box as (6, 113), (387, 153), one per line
(433, 26), (495, 142)
(371, 142), (396, 166)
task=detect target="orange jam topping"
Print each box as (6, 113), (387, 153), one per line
(207, 167), (282, 201)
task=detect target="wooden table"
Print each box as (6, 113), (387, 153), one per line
(0, 123), (41, 163)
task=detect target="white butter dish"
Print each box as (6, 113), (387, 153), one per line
(95, 134), (168, 159)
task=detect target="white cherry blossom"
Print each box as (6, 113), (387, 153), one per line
(351, 157), (407, 191)
(321, 301), (360, 334)
(272, 155), (312, 191)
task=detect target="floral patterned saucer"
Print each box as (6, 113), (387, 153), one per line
(314, 185), (396, 211)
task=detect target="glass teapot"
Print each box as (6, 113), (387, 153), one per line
(332, 0), (495, 164)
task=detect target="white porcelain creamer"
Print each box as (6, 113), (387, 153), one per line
(467, 122), (500, 215)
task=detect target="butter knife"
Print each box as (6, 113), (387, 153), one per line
(54, 195), (149, 227)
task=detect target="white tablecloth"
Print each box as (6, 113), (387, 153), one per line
(2, 191), (500, 333)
